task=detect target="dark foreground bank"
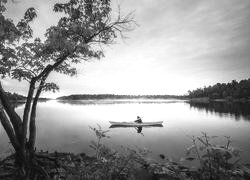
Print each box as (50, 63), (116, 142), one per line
(1, 133), (250, 180)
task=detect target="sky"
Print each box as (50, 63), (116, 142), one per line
(2, 0), (250, 98)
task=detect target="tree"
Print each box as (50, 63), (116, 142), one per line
(187, 78), (250, 100)
(0, 0), (134, 178)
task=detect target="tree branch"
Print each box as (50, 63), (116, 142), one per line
(34, 52), (70, 81)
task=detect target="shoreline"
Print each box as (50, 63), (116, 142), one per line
(1, 148), (250, 180)
(188, 97), (250, 103)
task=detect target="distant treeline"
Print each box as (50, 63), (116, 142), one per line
(4, 92), (50, 101)
(5, 92), (26, 101)
(188, 78), (250, 99)
(57, 94), (186, 100)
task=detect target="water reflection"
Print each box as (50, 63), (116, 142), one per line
(57, 99), (184, 105)
(136, 127), (142, 134)
(109, 124), (163, 128)
(12, 100), (50, 109)
(109, 125), (163, 136)
(10, 101), (25, 108)
(188, 101), (250, 121)
(1, 100), (250, 163)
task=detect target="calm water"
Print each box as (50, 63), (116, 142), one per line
(1, 100), (250, 162)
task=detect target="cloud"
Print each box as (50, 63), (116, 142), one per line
(2, 0), (250, 97)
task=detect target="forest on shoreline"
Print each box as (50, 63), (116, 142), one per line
(188, 78), (250, 100)
(5, 92), (50, 102)
(7, 78), (250, 102)
(5, 92), (26, 101)
(57, 78), (250, 101)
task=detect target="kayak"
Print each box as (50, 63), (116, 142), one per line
(109, 121), (163, 127)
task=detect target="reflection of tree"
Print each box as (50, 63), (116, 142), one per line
(11, 101), (26, 109)
(57, 94), (186, 100)
(1, 101), (25, 110)
(57, 100), (181, 106)
(11, 100), (48, 109)
(188, 102), (250, 121)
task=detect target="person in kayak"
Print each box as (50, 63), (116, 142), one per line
(134, 116), (142, 123)
(134, 116), (144, 135)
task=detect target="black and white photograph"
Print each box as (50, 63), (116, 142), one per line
(1, 0), (250, 179)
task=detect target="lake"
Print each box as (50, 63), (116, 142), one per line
(1, 99), (250, 163)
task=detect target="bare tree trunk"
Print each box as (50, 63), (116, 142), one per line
(22, 79), (36, 151)
(0, 108), (20, 152)
(0, 81), (30, 178)
(0, 82), (23, 138)
(28, 79), (44, 152)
